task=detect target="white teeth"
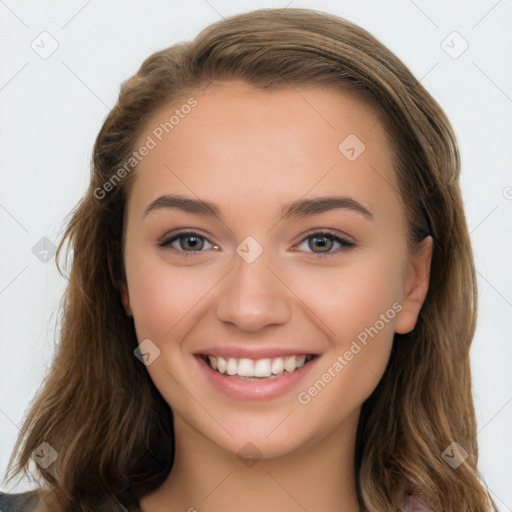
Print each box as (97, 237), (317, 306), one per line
(296, 355), (306, 368)
(284, 356), (296, 373)
(216, 356), (227, 373)
(271, 357), (284, 375)
(205, 354), (313, 378)
(238, 358), (255, 377)
(254, 358), (272, 377)
(227, 358), (238, 375)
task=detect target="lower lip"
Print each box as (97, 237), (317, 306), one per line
(195, 356), (319, 401)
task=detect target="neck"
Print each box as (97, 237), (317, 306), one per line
(139, 409), (361, 512)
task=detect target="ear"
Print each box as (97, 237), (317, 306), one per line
(118, 280), (132, 317)
(395, 236), (433, 335)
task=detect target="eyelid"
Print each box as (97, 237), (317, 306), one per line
(296, 228), (355, 246)
(292, 229), (355, 258)
(158, 228), (356, 258)
(157, 230), (216, 256)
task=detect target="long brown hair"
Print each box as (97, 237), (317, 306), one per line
(4, 8), (497, 511)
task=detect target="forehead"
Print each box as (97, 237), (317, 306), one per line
(127, 80), (401, 223)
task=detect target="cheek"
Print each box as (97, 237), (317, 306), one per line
(125, 253), (213, 339)
(288, 253), (402, 410)
(286, 252), (404, 342)
(292, 278), (398, 442)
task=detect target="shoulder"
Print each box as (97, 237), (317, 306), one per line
(0, 491), (39, 512)
(0, 489), (133, 512)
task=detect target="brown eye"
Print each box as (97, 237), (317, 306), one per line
(308, 235), (334, 253)
(158, 231), (218, 255)
(296, 231), (355, 258)
(177, 234), (204, 251)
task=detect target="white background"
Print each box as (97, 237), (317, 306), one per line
(1, 0), (511, 508)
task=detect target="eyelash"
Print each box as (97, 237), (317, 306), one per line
(157, 230), (355, 259)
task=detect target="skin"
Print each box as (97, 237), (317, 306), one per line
(119, 80), (433, 512)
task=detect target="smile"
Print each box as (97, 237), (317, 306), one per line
(195, 351), (320, 401)
(202, 354), (316, 380)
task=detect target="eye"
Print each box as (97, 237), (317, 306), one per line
(295, 230), (355, 258)
(158, 231), (218, 256)
(157, 229), (355, 259)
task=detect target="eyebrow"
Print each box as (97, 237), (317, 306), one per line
(143, 194), (374, 220)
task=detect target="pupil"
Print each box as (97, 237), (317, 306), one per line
(311, 236), (331, 253)
(184, 236), (202, 250)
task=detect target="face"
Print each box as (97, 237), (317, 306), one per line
(120, 80), (432, 460)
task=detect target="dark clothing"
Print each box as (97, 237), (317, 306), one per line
(0, 489), (435, 511)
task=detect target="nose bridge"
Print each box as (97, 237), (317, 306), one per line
(214, 243), (291, 331)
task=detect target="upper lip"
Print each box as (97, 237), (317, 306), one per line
(194, 346), (320, 359)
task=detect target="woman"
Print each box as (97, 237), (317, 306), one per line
(1, 8), (497, 512)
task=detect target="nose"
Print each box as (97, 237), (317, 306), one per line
(214, 250), (292, 332)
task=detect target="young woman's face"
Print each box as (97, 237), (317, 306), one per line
(121, 80), (432, 460)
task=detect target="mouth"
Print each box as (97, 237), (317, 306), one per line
(198, 353), (318, 381)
